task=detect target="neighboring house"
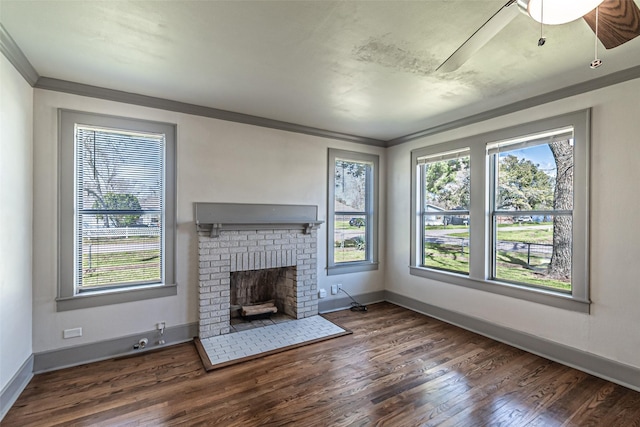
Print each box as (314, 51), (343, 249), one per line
(424, 204), (446, 225)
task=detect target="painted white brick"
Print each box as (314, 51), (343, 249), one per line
(198, 226), (319, 338)
(220, 241), (240, 248)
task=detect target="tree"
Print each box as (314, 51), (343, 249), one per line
(80, 128), (156, 228)
(497, 155), (553, 211)
(335, 160), (368, 210)
(80, 129), (126, 214)
(94, 192), (142, 227)
(424, 157), (470, 210)
(548, 140), (573, 279)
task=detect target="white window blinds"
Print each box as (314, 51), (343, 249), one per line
(75, 125), (166, 291)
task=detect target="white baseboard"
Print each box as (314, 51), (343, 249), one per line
(33, 322), (198, 373)
(318, 290), (385, 313)
(1, 354), (34, 422)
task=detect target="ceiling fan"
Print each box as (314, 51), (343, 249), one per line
(437, 0), (640, 72)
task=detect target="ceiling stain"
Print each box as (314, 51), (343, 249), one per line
(353, 37), (439, 75)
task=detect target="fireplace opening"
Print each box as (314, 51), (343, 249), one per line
(229, 266), (297, 332)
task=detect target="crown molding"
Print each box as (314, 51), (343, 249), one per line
(0, 23), (39, 85)
(4, 22), (640, 148)
(34, 77), (386, 147)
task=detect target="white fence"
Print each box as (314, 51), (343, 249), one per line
(83, 227), (160, 239)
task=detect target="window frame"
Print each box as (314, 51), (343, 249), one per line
(410, 109), (590, 313)
(417, 148), (471, 275)
(327, 149), (379, 275)
(57, 110), (177, 311)
(488, 131), (574, 293)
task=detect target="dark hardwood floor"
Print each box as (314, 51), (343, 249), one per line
(4, 302), (640, 426)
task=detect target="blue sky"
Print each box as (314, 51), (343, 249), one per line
(501, 144), (557, 176)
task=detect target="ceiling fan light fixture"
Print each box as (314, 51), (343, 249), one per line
(518, 0), (604, 25)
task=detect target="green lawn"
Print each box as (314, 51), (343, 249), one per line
(334, 247), (366, 263)
(335, 220), (366, 231)
(81, 249), (160, 288)
(424, 224), (470, 230)
(424, 243), (469, 274)
(423, 241), (570, 292)
(447, 224), (553, 244)
(494, 250), (569, 291)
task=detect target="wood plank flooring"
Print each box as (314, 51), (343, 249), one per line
(4, 302), (640, 426)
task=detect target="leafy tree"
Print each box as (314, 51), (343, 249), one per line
(498, 155), (553, 211)
(424, 158), (470, 210)
(93, 192), (142, 227)
(335, 160), (368, 211)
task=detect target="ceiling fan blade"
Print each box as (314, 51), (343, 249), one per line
(583, 0), (640, 49)
(436, 0), (519, 72)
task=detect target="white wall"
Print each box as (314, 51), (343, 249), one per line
(0, 56), (33, 390)
(386, 77), (640, 369)
(32, 89), (385, 353)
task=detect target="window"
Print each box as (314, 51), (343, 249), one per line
(418, 149), (470, 275)
(488, 129), (574, 293)
(58, 110), (176, 311)
(410, 110), (590, 312)
(328, 149), (378, 275)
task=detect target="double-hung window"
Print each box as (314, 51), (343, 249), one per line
(58, 110), (177, 311)
(488, 128), (575, 292)
(328, 149), (379, 275)
(417, 149), (470, 275)
(410, 110), (590, 312)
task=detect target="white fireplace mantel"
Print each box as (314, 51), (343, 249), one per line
(195, 202), (323, 237)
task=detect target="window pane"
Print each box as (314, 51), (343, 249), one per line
(423, 215), (469, 274)
(335, 159), (370, 212)
(76, 126), (165, 291)
(78, 127), (164, 211)
(496, 141), (573, 211)
(79, 213), (162, 289)
(494, 215), (572, 292)
(334, 214), (367, 263)
(420, 154), (470, 275)
(423, 156), (470, 211)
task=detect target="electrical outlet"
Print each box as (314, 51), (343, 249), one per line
(157, 321), (166, 330)
(337, 283), (343, 291)
(319, 288), (327, 298)
(331, 284), (338, 295)
(63, 327), (82, 339)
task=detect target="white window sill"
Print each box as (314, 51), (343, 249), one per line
(56, 284), (177, 311)
(327, 262), (379, 276)
(409, 266), (590, 313)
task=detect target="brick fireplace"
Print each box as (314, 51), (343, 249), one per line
(196, 203), (322, 339)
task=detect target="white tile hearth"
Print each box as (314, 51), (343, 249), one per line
(197, 315), (350, 370)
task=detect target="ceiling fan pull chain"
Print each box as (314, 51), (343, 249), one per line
(538, 0), (546, 46)
(590, 5), (602, 68)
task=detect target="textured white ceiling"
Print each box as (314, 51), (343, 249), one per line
(2, 0), (640, 141)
